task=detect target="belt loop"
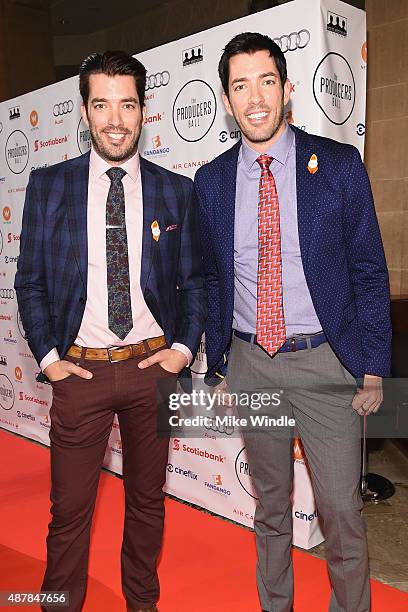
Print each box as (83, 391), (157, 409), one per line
(80, 346), (87, 365)
(306, 337), (312, 351)
(143, 339), (152, 356)
(250, 333), (256, 351)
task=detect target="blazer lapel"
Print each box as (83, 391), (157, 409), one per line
(220, 142), (240, 291)
(66, 152), (89, 290)
(140, 157), (158, 293)
(292, 125), (320, 268)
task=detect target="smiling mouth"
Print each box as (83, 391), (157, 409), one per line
(246, 111), (269, 121)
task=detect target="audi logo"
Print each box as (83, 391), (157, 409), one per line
(0, 288), (15, 299)
(273, 29), (310, 53)
(53, 100), (74, 117)
(145, 71), (170, 91)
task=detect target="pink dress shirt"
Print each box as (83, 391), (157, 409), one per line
(40, 148), (191, 371)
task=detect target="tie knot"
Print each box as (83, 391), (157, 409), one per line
(256, 155), (273, 173)
(106, 167), (126, 182)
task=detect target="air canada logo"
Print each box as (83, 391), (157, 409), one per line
(5, 130), (29, 174)
(0, 374), (15, 410)
(235, 447), (258, 499)
(77, 118), (91, 154)
(327, 11), (347, 37)
(313, 53), (355, 125)
(9, 106), (20, 120)
(173, 80), (217, 143)
(182, 45), (203, 66)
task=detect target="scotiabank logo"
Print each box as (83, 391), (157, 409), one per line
(172, 439), (225, 463)
(34, 135), (68, 151)
(144, 112), (164, 124)
(18, 391), (49, 407)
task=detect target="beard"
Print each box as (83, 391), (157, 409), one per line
(237, 99), (285, 145)
(89, 123), (140, 163)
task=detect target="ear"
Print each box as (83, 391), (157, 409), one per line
(80, 103), (89, 127)
(142, 104), (147, 123)
(222, 92), (233, 118)
(283, 79), (291, 107)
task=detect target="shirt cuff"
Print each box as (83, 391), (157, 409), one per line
(170, 343), (192, 367)
(40, 348), (60, 372)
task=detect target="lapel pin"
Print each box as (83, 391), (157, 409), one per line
(151, 220), (160, 242)
(307, 153), (318, 174)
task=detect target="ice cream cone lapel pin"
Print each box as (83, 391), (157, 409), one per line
(307, 153), (318, 174)
(151, 220), (160, 242)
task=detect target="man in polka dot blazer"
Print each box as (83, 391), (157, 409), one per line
(195, 32), (391, 612)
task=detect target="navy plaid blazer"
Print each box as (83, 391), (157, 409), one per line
(195, 125), (392, 383)
(15, 151), (206, 378)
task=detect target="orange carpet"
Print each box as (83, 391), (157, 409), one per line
(0, 429), (406, 611)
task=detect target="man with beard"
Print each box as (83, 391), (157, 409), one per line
(15, 51), (205, 612)
(194, 33), (391, 612)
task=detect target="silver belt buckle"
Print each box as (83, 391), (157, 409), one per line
(107, 346), (125, 363)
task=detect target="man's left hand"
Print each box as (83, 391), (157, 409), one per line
(352, 374), (383, 415)
(138, 348), (188, 373)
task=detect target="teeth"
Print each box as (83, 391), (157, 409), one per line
(107, 133), (125, 139)
(247, 112), (268, 119)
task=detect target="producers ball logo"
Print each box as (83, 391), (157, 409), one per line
(0, 374), (15, 410)
(313, 53), (355, 125)
(77, 118), (91, 154)
(172, 80), (217, 142)
(235, 447), (258, 499)
(5, 130), (29, 174)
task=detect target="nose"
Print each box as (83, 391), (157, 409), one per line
(248, 82), (264, 106)
(107, 105), (123, 127)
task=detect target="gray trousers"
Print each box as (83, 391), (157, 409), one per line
(227, 335), (370, 612)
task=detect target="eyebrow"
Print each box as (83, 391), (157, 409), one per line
(231, 72), (278, 86)
(90, 97), (139, 104)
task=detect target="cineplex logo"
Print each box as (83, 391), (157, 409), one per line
(5, 130), (29, 174)
(34, 135), (68, 151)
(0, 374), (15, 410)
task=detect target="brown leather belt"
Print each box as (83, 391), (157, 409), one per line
(66, 335), (166, 363)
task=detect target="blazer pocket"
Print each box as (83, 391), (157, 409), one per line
(344, 300), (357, 323)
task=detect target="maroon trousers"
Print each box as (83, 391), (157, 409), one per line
(41, 346), (176, 611)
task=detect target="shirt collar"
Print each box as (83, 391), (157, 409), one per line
(89, 146), (140, 183)
(241, 121), (294, 172)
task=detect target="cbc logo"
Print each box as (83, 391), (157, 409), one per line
(0, 288), (15, 299)
(273, 30), (310, 53)
(145, 71), (170, 91)
(53, 100), (74, 117)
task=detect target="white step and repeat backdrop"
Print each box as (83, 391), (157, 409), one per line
(0, 0), (366, 548)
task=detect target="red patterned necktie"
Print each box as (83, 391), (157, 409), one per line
(256, 155), (286, 355)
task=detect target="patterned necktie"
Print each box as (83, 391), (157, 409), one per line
(106, 167), (133, 340)
(256, 155), (286, 355)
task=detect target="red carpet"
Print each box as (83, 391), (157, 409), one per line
(0, 429), (406, 611)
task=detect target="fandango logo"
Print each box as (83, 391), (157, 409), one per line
(294, 509), (320, 521)
(176, 442), (225, 463)
(34, 135), (68, 151)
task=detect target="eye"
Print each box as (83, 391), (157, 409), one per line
(233, 83), (246, 92)
(264, 78), (276, 86)
(94, 103), (105, 109)
(123, 103), (136, 109)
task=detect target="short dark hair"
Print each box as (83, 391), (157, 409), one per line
(218, 32), (287, 97)
(79, 50), (147, 108)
